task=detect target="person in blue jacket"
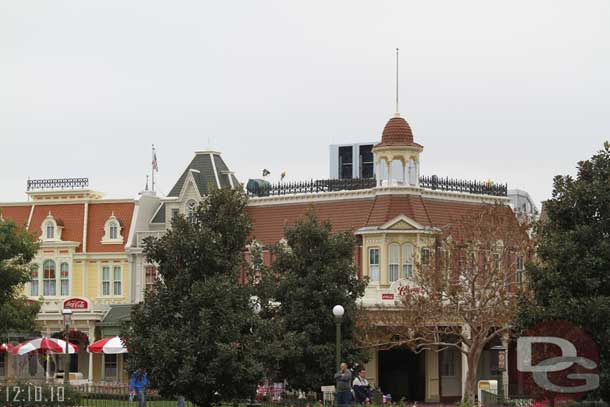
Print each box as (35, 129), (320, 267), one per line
(129, 367), (149, 407)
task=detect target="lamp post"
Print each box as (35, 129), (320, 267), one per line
(491, 344), (507, 403)
(62, 309), (73, 385)
(332, 305), (344, 371)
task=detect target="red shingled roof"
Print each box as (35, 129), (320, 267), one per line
(87, 202), (134, 252)
(0, 205), (32, 227)
(247, 195), (492, 246)
(29, 204), (85, 251)
(375, 116), (423, 148)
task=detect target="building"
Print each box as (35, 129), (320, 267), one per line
(128, 150), (240, 303)
(508, 189), (539, 221)
(246, 113), (515, 402)
(0, 178), (136, 383)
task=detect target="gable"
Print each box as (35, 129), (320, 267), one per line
(388, 220), (414, 230)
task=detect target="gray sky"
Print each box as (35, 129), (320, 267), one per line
(2, 1), (609, 207)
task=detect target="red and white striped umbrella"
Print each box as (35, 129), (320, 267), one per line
(0, 343), (13, 352)
(12, 337), (78, 355)
(87, 336), (127, 354)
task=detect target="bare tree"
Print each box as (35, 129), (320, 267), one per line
(357, 204), (532, 403)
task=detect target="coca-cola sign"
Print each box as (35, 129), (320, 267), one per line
(63, 298), (89, 310)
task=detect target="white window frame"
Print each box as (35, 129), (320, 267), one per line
(517, 255), (525, 285)
(388, 243), (400, 282)
(186, 200), (197, 223)
(101, 213), (124, 244)
(30, 264), (40, 297)
(60, 262), (70, 296)
(42, 259), (57, 297)
(144, 265), (158, 292)
(368, 248), (380, 284)
(402, 243), (414, 279)
(41, 213), (61, 241)
(100, 265), (123, 297)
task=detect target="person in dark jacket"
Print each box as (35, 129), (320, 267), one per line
(334, 362), (352, 407)
(352, 369), (372, 405)
(129, 368), (149, 407)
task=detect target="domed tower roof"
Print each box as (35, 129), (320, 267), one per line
(375, 114), (421, 148)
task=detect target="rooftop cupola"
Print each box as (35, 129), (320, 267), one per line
(372, 113), (424, 187)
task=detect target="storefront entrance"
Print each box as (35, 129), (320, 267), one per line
(378, 348), (425, 401)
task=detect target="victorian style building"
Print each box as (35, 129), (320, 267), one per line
(244, 113), (516, 402)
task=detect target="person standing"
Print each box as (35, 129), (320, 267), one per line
(334, 362), (352, 407)
(129, 367), (149, 407)
(352, 369), (372, 405)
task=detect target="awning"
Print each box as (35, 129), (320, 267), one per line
(97, 304), (134, 338)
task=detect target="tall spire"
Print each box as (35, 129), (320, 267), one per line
(395, 47), (400, 117)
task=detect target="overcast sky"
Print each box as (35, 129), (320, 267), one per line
(1, 1), (609, 207)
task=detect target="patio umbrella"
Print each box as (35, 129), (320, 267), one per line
(87, 336), (127, 354)
(12, 337), (78, 355)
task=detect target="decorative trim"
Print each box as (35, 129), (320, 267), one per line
(209, 153), (221, 188)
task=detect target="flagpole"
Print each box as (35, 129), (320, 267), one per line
(152, 144), (155, 192)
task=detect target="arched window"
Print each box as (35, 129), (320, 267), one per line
(60, 262), (69, 296)
(186, 200), (197, 223)
(43, 260), (56, 296)
(30, 264), (39, 296)
(46, 222), (55, 239)
(389, 243), (400, 282)
(109, 222), (118, 240)
(402, 244), (414, 278)
(407, 159), (417, 186)
(379, 159), (389, 185)
(390, 160), (404, 185)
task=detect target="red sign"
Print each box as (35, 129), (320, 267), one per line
(381, 293), (395, 300)
(64, 298), (89, 310)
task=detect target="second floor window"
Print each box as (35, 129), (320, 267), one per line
(369, 248), (380, 283)
(30, 265), (39, 296)
(517, 255), (525, 285)
(389, 243), (400, 282)
(421, 248), (431, 267)
(60, 262), (69, 296)
(402, 244), (414, 278)
(145, 266), (158, 292)
(43, 260), (56, 296)
(102, 266), (122, 296)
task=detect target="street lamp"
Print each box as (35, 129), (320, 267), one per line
(332, 305), (344, 371)
(62, 309), (73, 385)
(491, 344), (507, 403)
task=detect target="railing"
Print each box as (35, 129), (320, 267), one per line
(247, 178), (377, 197)
(26, 178), (89, 191)
(247, 176), (507, 198)
(419, 175), (507, 196)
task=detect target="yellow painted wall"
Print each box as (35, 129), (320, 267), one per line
(71, 262), (83, 297)
(425, 348), (440, 402)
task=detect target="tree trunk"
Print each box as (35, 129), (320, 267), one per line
(463, 345), (483, 404)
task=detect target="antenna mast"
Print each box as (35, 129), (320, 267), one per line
(395, 47), (400, 116)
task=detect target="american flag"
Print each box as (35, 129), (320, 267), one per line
(152, 151), (158, 171)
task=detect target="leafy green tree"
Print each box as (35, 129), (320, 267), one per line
(0, 216), (41, 337)
(122, 189), (265, 407)
(518, 142), (610, 400)
(271, 210), (368, 391)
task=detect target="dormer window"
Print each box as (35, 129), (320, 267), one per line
(186, 200), (197, 223)
(46, 222), (55, 239)
(41, 212), (62, 241)
(109, 222), (118, 239)
(102, 213), (124, 244)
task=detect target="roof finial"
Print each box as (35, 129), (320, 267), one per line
(395, 47), (400, 117)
